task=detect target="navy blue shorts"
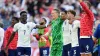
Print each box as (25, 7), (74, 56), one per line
(62, 44), (71, 56)
(80, 38), (93, 54)
(39, 47), (50, 56)
(17, 47), (31, 56)
(70, 46), (80, 56)
(98, 45), (100, 56)
(8, 49), (17, 56)
(0, 50), (7, 56)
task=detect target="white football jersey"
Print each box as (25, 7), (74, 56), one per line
(13, 22), (36, 47)
(62, 19), (71, 45)
(0, 27), (4, 48)
(70, 20), (80, 47)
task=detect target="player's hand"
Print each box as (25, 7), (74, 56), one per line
(33, 33), (37, 37)
(5, 46), (8, 50)
(4, 46), (8, 56)
(40, 36), (47, 43)
(78, 0), (82, 2)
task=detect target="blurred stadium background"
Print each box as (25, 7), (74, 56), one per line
(0, 0), (100, 56)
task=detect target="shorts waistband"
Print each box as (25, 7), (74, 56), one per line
(80, 36), (91, 38)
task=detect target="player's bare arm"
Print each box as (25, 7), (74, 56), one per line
(93, 37), (98, 44)
(44, 27), (51, 37)
(6, 31), (16, 49)
(78, 0), (82, 2)
(36, 25), (46, 29)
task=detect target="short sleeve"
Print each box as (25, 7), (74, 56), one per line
(30, 22), (37, 29)
(13, 23), (18, 32)
(31, 29), (38, 35)
(77, 20), (80, 28)
(0, 28), (4, 37)
(0, 28), (4, 48)
(94, 24), (100, 39)
(74, 20), (80, 28)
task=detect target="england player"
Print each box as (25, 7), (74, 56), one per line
(93, 24), (100, 56)
(67, 10), (80, 56)
(5, 11), (46, 56)
(78, 0), (94, 56)
(42, 9), (64, 56)
(61, 11), (71, 56)
(33, 18), (51, 56)
(4, 17), (19, 56)
(0, 23), (4, 56)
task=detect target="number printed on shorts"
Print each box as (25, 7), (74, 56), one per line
(74, 50), (76, 55)
(43, 50), (47, 55)
(68, 51), (70, 56)
(86, 45), (89, 51)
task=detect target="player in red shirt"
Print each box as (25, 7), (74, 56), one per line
(4, 17), (19, 56)
(78, 0), (94, 56)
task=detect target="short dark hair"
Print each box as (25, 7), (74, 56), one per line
(0, 23), (3, 28)
(84, 1), (91, 9)
(12, 17), (19, 22)
(42, 18), (47, 23)
(20, 11), (27, 16)
(53, 9), (60, 14)
(64, 10), (67, 14)
(67, 10), (76, 16)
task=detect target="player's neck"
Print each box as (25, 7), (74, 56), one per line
(11, 25), (14, 27)
(69, 18), (74, 24)
(21, 21), (27, 24)
(62, 18), (66, 20)
(54, 16), (59, 20)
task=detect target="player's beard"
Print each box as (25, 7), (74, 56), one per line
(40, 22), (45, 25)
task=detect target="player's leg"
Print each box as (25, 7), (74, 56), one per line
(62, 45), (67, 56)
(55, 45), (63, 56)
(68, 44), (71, 56)
(17, 47), (24, 56)
(39, 47), (43, 56)
(85, 53), (92, 56)
(83, 38), (93, 56)
(80, 36), (93, 56)
(76, 46), (80, 56)
(81, 54), (85, 56)
(70, 47), (80, 56)
(70, 47), (75, 56)
(8, 49), (17, 56)
(50, 47), (56, 56)
(62, 44), (71, 56)
(80, 38), (86, 56)
(39, 47), (50, 56)
(24, 47), (31, 56)
(50, 44), (63, 56)
(98, 50), (100, 56)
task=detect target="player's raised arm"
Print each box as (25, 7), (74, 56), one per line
(78, 0), (94, 20)
(78, 0), (82, 2)
(44, 27), (51, 37)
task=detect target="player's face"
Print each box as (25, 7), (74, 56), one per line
(11, 19), (18, 26)
(21, 13), (27, 21)
(61, 12), (67, 20)
(40, 19), (46, 25)
(67, 12), (74, 20)
(51, 10), (58, 20)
